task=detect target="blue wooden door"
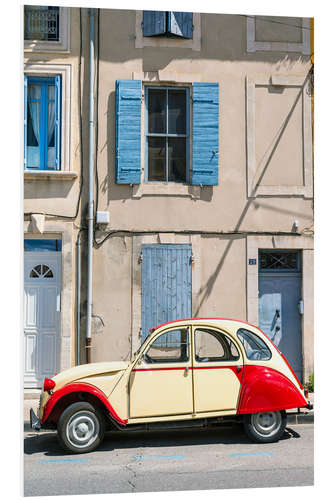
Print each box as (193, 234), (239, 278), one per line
(259, 261), (303, 381)
(141, 244), (192, 340)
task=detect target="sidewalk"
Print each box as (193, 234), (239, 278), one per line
(23, 392), (314, 430)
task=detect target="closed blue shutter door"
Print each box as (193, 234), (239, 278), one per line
(192, 82), (219, 186)
(143, 11), (166, 36)
(168, 12), (193, 39)
(54, 75), (61, 170)
(141, 245), (192, 340)
(24, 74), (27, 170)
(115, 80), (141, 184)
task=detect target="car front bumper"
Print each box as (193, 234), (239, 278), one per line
(30, 408), (41, 431)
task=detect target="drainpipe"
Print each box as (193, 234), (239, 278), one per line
(76, 232), (81, 365)
(86, 8), (95, 363)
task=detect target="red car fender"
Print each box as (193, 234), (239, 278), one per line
(42, 383), (128, 426)
(237, 365), (307, 414)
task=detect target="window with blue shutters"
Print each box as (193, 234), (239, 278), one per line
(115, 80), (219, 186)
(143, 11), (193, 39)
(24, 75), (61, 170)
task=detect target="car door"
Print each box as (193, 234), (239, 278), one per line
(192, 327), (244, 413)
(129, 327), (193, 418)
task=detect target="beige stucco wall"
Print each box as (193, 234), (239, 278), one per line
(93, 9), (313, 235)
(24, 9), (314, 381)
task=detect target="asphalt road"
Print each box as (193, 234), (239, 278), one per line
(24, 423), (313, 496)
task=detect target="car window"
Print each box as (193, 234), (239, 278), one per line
(144, 328), (189, 363)
(194, 329), (240, 362)
(237, 328), (271, 360)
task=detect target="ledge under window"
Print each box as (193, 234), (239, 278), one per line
(24, 170), (77, 180)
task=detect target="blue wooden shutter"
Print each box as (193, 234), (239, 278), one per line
(192, 82), (219, 186)
(24, 74), (28, 170)
(115, 80), (141, 184)
(54, 75), (61, 170)
(168, 12), (193, 39)
(143, 11), (166, 36)
(141, 245), (192, 340)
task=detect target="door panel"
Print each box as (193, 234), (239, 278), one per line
(24, 251), (61, 388)
(141, 245), (192, 340)
(259, 274), (302, 381)
(130, 367), (193, 418)
(193, 367), (241, 412)
(130, 327), (193, 418)
(192, 328), (243, 413)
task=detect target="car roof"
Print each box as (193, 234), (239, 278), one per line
(151, 317), (259, 332)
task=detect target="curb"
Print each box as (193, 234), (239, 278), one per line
(286, 412), (314, 425)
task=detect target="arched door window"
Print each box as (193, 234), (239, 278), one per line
(29, 264), (54, 279)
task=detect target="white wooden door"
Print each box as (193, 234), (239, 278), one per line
(24, 252), (61, 388)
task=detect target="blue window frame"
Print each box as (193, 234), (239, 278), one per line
(24, 75), (61, 170)
(145, 86), (190, 183)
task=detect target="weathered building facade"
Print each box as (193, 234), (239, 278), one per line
(24, 7), (314, 389)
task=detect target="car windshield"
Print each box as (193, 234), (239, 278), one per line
(131, 330), (154, 361)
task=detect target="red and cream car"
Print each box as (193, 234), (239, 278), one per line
(30, 318), (312, 453)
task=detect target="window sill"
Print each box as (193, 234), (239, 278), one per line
(132, 183), (201, 199)
(24, 170), (77, 181)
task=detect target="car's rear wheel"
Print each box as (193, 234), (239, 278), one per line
(57, 402), (105, 454)
(243, 410), (286, 443)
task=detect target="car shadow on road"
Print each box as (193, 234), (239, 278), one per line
(24, 424), (301, 457)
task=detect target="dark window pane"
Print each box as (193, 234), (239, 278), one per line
(148, 137), (166, 181)
(168, 137), (186, 182)
(148, 89), (166, 134)
(168, 89), (186, 134)
(24, 239), (62, 252)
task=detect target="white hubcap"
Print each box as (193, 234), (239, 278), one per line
(251, 411), (282, 437)
(66, 410), (100, 449)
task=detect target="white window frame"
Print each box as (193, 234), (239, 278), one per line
(135, 11), (201, 51)
(246, 16), (310, 54)
(24, 7), (70, 53)
(246, 75), (313, 198)
(24, 63), (75, 180)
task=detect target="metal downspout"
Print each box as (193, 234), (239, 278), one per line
(76, 232), (81, 365)
(86, 8), (95, 363)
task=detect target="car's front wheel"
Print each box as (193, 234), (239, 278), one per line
(57, 402), (105, 454)
(243, 410), (287, 443)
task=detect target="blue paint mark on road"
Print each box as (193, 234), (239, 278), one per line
(39, 458), (89, 464)
(229, 452), (274, 458)
(131, 455), (185, 461)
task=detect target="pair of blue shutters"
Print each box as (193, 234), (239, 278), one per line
(143, 11), (193, 39)
(141, 245), (192, 340)
(24, 74), (61, 170)
(115, 80), (219, 186)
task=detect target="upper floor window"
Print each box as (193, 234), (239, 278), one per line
(146, 87), (189, 183)
(143, 11), (193, 39)
(24, 6), (60, 42)
(115, 80), (219, 186)
(24, 75), (61, 171)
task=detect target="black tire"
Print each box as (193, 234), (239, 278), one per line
(57, 402), (105, 454)
(243, 410), (287, 443)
